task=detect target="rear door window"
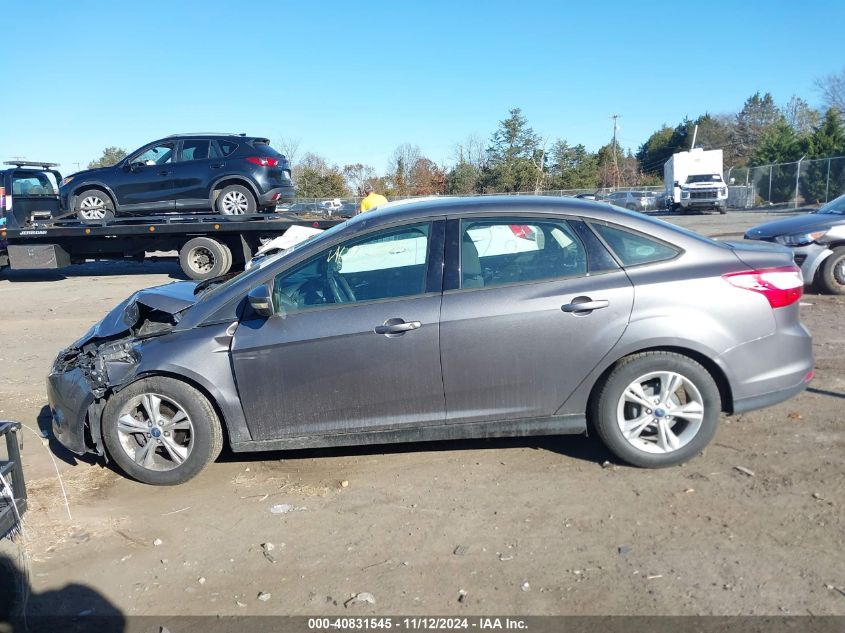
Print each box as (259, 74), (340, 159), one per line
(217, 140), (239, 157)
(459, 218), (591, 289)
(592, 223), (680, 266)
(178, 140), (210, 161)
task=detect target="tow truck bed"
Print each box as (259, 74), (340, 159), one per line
(1, 211), (346, 279)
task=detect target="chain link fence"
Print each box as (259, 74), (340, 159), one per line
(726, 155), (845, 209)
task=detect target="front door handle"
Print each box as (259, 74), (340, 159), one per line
(210, 163), (224, 169)
(374, 318), (421, 337)
(561, 297), (609, 314)
(158, 170), (169, 176)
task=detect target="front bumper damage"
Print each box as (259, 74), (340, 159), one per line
(47, 339), (140, 456)
(46, 281), (197, 456)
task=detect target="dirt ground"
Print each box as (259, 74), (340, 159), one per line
(1, 209), (843, 617)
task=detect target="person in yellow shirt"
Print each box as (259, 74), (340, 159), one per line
(359, 183), (388, 213)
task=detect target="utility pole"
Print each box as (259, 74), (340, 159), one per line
(611, 114), (620, 188)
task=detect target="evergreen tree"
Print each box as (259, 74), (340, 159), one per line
(481, 108), (542, 192)
(801, 109), (845, 203)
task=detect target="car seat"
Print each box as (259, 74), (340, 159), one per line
(461, 233), (484, 288)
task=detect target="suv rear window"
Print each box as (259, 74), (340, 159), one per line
(11, 172), (57, 196)
(592, 223), (679, 266)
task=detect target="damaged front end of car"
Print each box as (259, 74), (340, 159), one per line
(47, 282), (197, 457)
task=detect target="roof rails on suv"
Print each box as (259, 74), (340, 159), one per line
(165, 133), (248, 138)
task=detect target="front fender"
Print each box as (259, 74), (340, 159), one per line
(111, 325), (252, 445)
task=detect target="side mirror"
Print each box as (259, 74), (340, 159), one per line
(247, 284), (275, 317)
(729, 177), (736, 185)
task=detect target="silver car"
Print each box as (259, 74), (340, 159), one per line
(606, 190), (658, 212)
(47, 196), (813, 485)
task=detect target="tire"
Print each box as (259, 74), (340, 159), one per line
(215, 184), (256, 215)
(74, 189), (115, 223)
(817, 246), (845, 295)
(102, 376), (223, 485)
(179, 237), (232, 280)
(590, 351), (721, 468)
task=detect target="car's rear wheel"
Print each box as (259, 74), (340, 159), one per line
(591, 351), (720, 468)
(75, 189), (115, 223)
(215, 184), (256, 215)
(102, 376), (223, 485)
(178, 237), (232, 280)
(817, 246), (845, 295)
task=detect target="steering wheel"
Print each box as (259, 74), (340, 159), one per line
(326, 266), (355, 303)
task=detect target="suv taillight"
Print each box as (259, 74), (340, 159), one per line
(246, 156), (279, 167)
(722, 266), (803, 308)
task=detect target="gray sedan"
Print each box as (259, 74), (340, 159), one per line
(47, 196), (813, 485)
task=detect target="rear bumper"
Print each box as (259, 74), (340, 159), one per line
(258, 185), (295, 205)
(46, 368), (94, 455)
(732, 375), (811, 414)
(720, 313), (813, 414)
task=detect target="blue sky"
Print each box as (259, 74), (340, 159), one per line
(2, 0), (843, 174)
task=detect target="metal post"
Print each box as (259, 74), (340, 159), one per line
(825, 158), (832, 202)
(795, 156), (805, 209)
(768, 165), (773, 202)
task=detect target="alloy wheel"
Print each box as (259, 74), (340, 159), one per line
(615, 371), (704, 454)
(79, 196), (108, 220)
(220, 190), (249, 215)
(116, 393), (194, 471)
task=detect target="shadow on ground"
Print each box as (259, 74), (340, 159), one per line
(0, 552), (125, 632)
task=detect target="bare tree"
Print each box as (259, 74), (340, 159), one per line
(342, 163), (377, 195)
(815, 67), (845, 115)
(277, 136), (302, 165)
(452, 133), (487, 168)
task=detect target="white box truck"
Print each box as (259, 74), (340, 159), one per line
(664, 148), (728, 214)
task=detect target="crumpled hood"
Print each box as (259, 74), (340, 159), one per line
(75, 281), (199, 345)
(745, 213), (844, 239)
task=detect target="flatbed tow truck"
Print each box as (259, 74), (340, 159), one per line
(0, 161), (345, 280)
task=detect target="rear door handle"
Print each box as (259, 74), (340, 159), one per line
(561, 297), (609, 314)
(158, 170), (169, 176)
(374, 318), (421, 336)
(210, 163), (224, 169)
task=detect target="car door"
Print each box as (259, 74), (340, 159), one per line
(172, 139), (215, 210)
(439, 215), (634, 424)
(112, 142), (176, 212)
(230, 220), (446, 441)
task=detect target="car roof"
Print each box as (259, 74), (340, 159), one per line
(345, 195), (649, 228)
(161, 133), (270, 142)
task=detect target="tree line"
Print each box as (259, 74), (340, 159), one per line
(85, 66), (845, 202)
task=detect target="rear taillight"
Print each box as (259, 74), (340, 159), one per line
(722, 265), (803, 308)
(509, 224), (536, 240)
(245, 156), (279, 167)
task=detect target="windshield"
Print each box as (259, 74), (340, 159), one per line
(686, 174), (722, 184)
(816, 194), (845, 215)
(196, 221), (350, 302)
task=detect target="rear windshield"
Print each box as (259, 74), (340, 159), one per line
(11, 171), (57, 196)
(249, 142), (283, 158)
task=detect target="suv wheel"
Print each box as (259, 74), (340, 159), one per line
(102, 376), (223, 485)
(818, 246), (845, 295)
(591, 351), (720, 468)
(216, 184), (256, 215)
(75, 189), (115, 223)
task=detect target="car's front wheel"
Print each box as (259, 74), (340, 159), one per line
(591, 351), (720, 468)
(817, 246), (845, 295)
(74, 189), (115, 223)
(215, 184), (256, 215)
(102, 376), (223, 485)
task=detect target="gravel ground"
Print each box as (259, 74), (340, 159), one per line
(1, 209), (843, 617)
